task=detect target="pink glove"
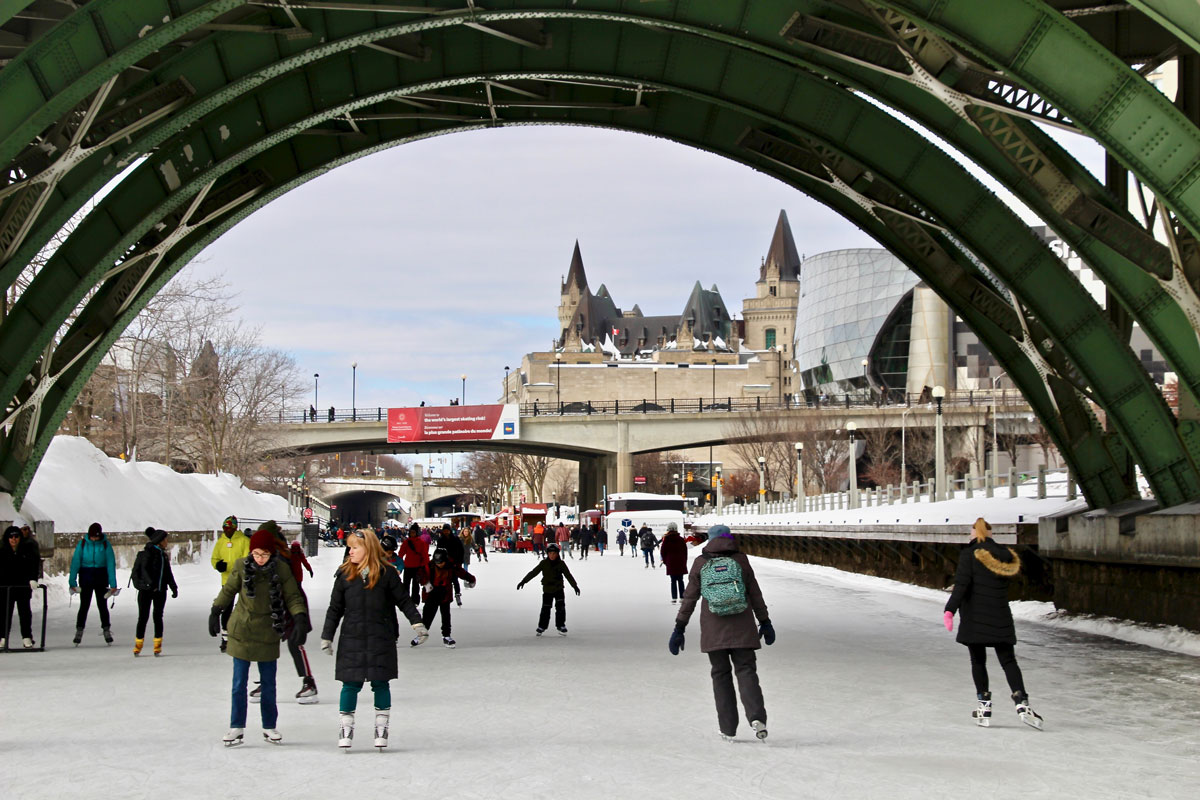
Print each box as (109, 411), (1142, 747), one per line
(943, 611), (954, 632)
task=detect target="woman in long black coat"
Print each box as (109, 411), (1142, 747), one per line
(944, 518), (1043, 729)
(321, 528), (428, 749)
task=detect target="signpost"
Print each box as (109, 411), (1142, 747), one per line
(302, 507), (313, 520)
(633, 476), (647, 486)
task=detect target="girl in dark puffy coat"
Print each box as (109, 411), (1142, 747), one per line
(321, 528), (429, 750)
(659, 524), (689, 603)
(944, 518), (1043, 730)
(1, 525), (40, 649)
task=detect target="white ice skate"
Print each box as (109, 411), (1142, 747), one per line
(338, 712), (355, 749)
(1013, 693), (1043, 730)
(973, 693), (992, 727)
(296, 678), (318, 705)
(222, 728), (244, 747)
(374, 709), (390, 750)
(718, 732), (736, 743)
(751, 720), (768, 740)
(263, 729), (283, 745)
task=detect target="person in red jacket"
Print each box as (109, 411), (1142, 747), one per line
(413, 547), (476, 648)
(397, 524), (430, 605)
(659, 523), (689, 604)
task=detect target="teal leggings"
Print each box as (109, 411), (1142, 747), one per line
(339, 680), (391, 713)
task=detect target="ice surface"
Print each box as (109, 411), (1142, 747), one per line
(4, 545), (1197, 799)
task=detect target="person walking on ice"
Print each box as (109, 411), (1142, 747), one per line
(517, 543), (579, 636)
(669, 525), (774, 742)
(131, 529), (177, 656)
(321, 528), (429, 750)
(943, 517), (1043, 730)
(209, 527), (310, 747)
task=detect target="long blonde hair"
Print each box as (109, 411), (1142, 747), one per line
(972, 517), (992, 542)
(338, 527), (385, 589)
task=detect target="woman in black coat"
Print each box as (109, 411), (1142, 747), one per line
(321, 528), (428, 750)
(944, 518), (1043, 729)
(1, 526), (40, 649)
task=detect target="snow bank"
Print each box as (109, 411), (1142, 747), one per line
(1, 435), (292, 532)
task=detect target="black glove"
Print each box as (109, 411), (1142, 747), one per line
(290, 613), (310, 647)
(171, 588), (178, 599)
(215, 560), (227, 573)
(668, 625), (685, 655)
(759, 620), (776, 646)
(208, 607), (222, 638)
(516, 582), (524, 590)
(574, 587), (581, 596)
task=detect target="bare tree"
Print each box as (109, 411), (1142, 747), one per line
(859, 412), (897, 488)
(630, 451), (685, 494)
(462, 451), (521, 507)
(513, 453), (554, 502)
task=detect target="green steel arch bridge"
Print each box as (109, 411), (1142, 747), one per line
(3, 0), (1200, 515)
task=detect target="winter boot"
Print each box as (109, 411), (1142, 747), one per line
(443, 636), (456, 648)
(249, 682), (262, 704)
(751, 720), (768, 741)
(152, 637), (162, 656)
(1012, 691), (1043, 730)
(132, 638), (143, 656)
(296, 677), (318, 704)
(263, 729), (283, 745)
(373, 709), (390, 749)
(973, 692), (992, 727)
(102, 627), (113, 645)
(73, 627), (84, 646)
(222, 728), (244, 747)
(338, 712), (355, 749)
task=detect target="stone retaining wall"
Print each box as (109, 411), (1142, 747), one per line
(46, 531), (212, 575)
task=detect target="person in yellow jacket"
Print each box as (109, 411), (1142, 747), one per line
(212, 515), (249, 652)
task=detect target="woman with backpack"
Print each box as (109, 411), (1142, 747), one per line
(132, 529), (177, 656)
(943, 518), (1043, 730)
(69, 522), (117, 645)
(668, 525), (774, 742)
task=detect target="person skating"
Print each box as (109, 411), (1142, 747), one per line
(250, 522), (318, 705)
(517, 543), (579, 636)
(211, 515), (249, 652)
(944, 517), (1043, 730)
(659, 523), (688, 604)
(639, 525), (660, 568)
(669, 526), (773, 742)
(320, 528), (428, 749)
(397, 524), (430, 605)
(209, 527), (310, 746)
(616, 529), (628, 557)
(0, 525), (40, 650)
(472, 524), (490, 563)
(578, 523), (593, 561)
(380, 534), (401, 572)
(69, 523), (117, 645)
(415, 547), (476, 648)
(555, 522), (570, 558)
(131, 529), (177, 656)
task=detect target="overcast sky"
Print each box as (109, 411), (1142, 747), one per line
(188, 122), (1106, 412)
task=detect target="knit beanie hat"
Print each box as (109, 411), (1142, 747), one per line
(249, 528), (277, 554)
(88, 522), (103, 536)
(708, 524), (734, 539)
(147, 529), (168, 546)
(144, 526), (156, 538)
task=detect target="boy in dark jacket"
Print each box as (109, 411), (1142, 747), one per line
(414, 548), (476, 648)
(517, 543), (580, 636)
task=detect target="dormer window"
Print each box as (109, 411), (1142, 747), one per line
(769, 285), (777, 296)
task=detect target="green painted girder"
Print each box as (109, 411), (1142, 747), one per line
(0, 18), (1157, 504)
(2, 6), (1190, 503)
(7, 1), (1199, 447)
(9, 91), (1116, 508)
(876, 0), (1200, 241)
(1129, 0), (1200, 56)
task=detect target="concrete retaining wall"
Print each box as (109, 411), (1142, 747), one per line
(46, 531), (212, 576)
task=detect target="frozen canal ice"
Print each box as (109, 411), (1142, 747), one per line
(3, 543), (1198, 799)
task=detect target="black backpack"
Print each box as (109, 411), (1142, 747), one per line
(130, 550), (153, 591)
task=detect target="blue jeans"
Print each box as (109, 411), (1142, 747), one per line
(340, 680), (391, 713)
(231, 658), (277, 728)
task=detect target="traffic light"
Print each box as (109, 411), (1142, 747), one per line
(686, 471), (694, 482)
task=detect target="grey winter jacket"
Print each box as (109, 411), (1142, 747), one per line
(675, 536), (768, 652)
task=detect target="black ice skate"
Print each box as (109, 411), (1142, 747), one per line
(249, 682), (261, 704)
(751, 720), (768, 740)
(536, 628), (545, 637)
(556, 626), (568, 636)
(102, 627), (113, 645)
(973, 692), (992, 727)
(443, 636), (456, 648)
(73, 627), (83, 646)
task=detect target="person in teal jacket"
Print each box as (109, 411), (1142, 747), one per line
(69, 523), (117, 646)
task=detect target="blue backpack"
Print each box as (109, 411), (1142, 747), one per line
(699, 555), (748, 616)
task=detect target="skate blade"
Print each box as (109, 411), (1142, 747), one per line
(223, 739), (244, 748)
(263, 736), (282, 745)
(338, 742), (352, 750)
(973, 716), (990, 728)
(297, 696), (319, 705)
(1019, 714), (1043, 730)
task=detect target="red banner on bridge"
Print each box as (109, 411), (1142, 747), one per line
(387, 404), (520, 443)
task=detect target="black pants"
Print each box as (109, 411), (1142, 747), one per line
(967, 643), (1026, 696)
(708, 648), (766, 736)
(135, 590), (167, 639)
(669, 575), (685, 599)
(538, 590), (566, 630)
(75, 567), (111, 629)
(402, 566), (423, 604)
(3, 586), (33, 640)
(421, 587), (453, 637)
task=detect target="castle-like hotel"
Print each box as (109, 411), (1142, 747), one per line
(500, 211), (801, 407)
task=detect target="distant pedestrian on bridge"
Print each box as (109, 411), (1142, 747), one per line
(943, 518), (1043, 730)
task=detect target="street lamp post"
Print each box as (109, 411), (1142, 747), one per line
(933, 384), (947, 501)
(504, 365), (510, 403)
(861, 358), (870, 402)
(673, 472), (680, 497)
(653, 366), (659, 406)
(756, 456), (766, 514)
(351, 361), (357, 421)
(846, 422), (859, 509)
(555, 352), (562, 410)
(900, 407), (913, 488)
(715, 466), (724, 514)
(711, 359), (717, 406)
(460, 373), (467, 406)
(990, 371), (1006, 494)
(313, 373), (319, 415)
(794, 441), (804, 511)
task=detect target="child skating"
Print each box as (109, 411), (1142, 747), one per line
(414, 547), (476, 648)
(516, 543), (579, 636)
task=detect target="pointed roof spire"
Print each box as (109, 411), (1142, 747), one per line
(762, 210), (801, 281)
(564, 240), (588, 293)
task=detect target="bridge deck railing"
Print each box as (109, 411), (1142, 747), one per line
(277, 389), (1030, 424)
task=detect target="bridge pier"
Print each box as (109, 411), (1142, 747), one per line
(616, 421), (633, 495)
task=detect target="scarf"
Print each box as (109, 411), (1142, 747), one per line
(243, 555), (287, 637)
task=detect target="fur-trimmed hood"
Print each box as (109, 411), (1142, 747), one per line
(974, 545), (1021, 577)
